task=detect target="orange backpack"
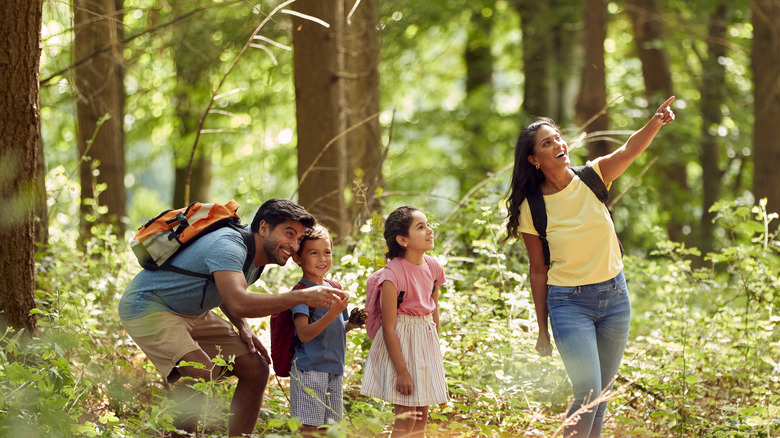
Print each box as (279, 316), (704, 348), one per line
(130, 201), (255, 308)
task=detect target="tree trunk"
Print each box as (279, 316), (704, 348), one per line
(462, 6), (496, 192)
(174, 157), (211, 208)
(574, 0), (610, 161)
(550, 0), (582, 125)
(74, 0), (126, 240)
(514, 0), (581, 124)
(171, 2), (212, 209)
(515, 0), (553, 119)
(752, 0), (780, 214)
(292, 0), (349, 240)
(0, 0), (42, 333)
(626, 0), (691, 243)
(698, 1), (730, 253)
(343, 0), (382, 228)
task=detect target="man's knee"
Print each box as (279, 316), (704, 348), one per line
(234, 352), (270, 385)
(176, 350), (221, 382)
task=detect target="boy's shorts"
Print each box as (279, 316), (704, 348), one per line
(122, 310), (250, 382)
(290, 368), (344, 427)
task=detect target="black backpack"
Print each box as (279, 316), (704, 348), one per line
(528, 165), (625, 266)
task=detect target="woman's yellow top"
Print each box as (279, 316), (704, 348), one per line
(518, 160), (623, 286)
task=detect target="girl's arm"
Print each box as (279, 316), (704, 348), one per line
(380, 280), (413, 395)
(522, 233), (552, 357)
(599, 96), (676, 185)
(294, 294), (349, 343)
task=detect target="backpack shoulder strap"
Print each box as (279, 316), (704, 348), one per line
(527, 186), (551, 267)
(572, 165), (609, 203)
(232, 224), (256, 275)
(291, 281), (314, 320)
(384, 258), (407, 308)
(423, 255), (442, 287)
(324, 279), (342, 290)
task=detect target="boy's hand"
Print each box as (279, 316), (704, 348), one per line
(326, 294), (349, 317)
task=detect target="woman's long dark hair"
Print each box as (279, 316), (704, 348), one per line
(502, 117), (559, 243)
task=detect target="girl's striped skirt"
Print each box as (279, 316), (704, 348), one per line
(360, 313), (448, 406)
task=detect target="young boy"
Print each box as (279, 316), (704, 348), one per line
(289, 224), (365, 436)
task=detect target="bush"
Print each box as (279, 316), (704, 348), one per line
(1, 198), (778, 437)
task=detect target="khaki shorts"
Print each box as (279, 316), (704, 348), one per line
(122, 310), (250, 383)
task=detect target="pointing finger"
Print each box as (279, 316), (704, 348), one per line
(660, 95), (675, 110)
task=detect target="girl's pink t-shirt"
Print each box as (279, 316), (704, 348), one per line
(380, 256), (446, 316)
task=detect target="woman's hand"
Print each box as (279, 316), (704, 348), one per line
(536, 331), (552, 357)
(653, 96), (676, 126)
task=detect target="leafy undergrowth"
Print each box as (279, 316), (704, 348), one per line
(1, 199), (778, 437)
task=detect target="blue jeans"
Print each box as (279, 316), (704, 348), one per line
(547, 271), (631, 438)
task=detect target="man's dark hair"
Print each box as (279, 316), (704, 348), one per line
(251, 198), (316, 233)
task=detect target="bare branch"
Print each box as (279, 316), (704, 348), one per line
(185, 0), (298, 204)
(41, 1), (244, 86)
(346, 0), (362, 25)
(281, 9), (331, 28)
(252, 34), (291, 51)
(292, 112), (382, 197)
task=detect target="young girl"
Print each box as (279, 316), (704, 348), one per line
(360, 206), (448, 437)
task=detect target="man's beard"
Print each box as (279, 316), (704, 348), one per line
(263, 236), (288, 266)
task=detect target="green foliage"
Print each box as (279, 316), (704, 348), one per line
(26, 0), (776, 435)
(5, 185), (779, 436)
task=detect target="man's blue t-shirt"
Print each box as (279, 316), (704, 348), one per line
(119, 226), (263, 320)
(291, 279), (349, 375)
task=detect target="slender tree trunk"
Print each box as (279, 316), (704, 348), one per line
(292, 0), (349, 240)
(462, 6), (495, 192)
(34, 127), (48, 246)
(174, 158), (211, 208)
(574, 0), (609, 161)
(626, 0), (690, 243)
(74, 0), (126, 239)
(752, 0), (780, 214)
(699, 1), (730, 253)
(171, 2), (212, 209)
(343, 0), (382, 228)
(0, 0), (43, 333)
(550, 0), (582, 125)
(515, 0), (553, 119)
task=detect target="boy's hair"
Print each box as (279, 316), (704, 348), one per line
(383, 206), (421, 260)
(251, 198), (316, 233)
(297, 224), (331, 255)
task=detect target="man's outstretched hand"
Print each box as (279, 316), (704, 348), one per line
(302, 285), (348, 308)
